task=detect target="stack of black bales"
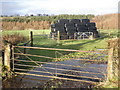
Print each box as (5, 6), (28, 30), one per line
(51, 19), (69, 39)
(86, 22), (99, 38)
(50, 19), (99, 40)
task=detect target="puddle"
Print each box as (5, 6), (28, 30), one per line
(15, 59), (107, 88)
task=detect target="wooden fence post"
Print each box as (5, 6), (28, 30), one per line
(4, 43), (11, 71)
(30, 31), (33, 47)
(23, 44), (26, 54)
(57, 31), (60, 42)
(107, 47), (114, 81)
(118, 39), (120, 88)
(74, 33), (76, 40)
(107, 38), (120, 88)
(11, 45), (14, 71)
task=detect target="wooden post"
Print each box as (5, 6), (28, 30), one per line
(23, 44), (26, 54)
(107, 47), (114, 81)
(57, 31), (60, 42)
(118, 39), (120, 88)
(107, 38), (119, 88)
(74, 33), (76, 40)
(30, 31), (33, 47)
(4, 43), (11, 71)
(11, 45), (14, 71)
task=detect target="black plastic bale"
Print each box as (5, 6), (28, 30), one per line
(69, 19), (81, 23)
(66, 26), (76, 30)
(88, 26), (97, 32)
(75, 23), (86, 27)
(51, 24), (55, 28)
(77, 26), (88, 32)
(67, 30), (76, 34)
(65, 23), (75, 27)
(50, 19), (99, 40)
(86, 22), (96, 27)
(54, 27), (67, 33)
(51, 27), (56, 32)
(57, 19), (69, 24)
(54, 23), (65, 27)
(81, 19), (90, 24)
(66, 27), (77, 32)
(93, 31), (100, 38)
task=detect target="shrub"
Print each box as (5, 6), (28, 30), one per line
(3, 33), (27, 45)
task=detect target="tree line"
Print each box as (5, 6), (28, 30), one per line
(1, 14), (95, 23)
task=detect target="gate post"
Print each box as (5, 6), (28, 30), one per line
(30, 31), (33, 47)
(11, 45), (14, 71)
(107, 47), (114, 81)
(107, 38), (119, 88)
(4, 43), (11, 71)
(118, 38), (120, 88)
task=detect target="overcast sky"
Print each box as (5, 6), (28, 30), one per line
(0, 0), (119, 16)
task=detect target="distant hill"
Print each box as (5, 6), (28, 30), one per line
(91, 13), (118, 29)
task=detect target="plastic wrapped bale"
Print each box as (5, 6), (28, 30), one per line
(65, 23), (75, 28)
(81, 19), (90, 24)
(88, 26), (97, 32)
(51, 24), (55, 28)
(57, 19), (69, 24)
(77, 26), (88, 32)
(75, 23), (86, 27)
(86, 22), (96, 27)
(54, 27), (67, 33)
(51, 27), (56, 33)
(66, 27), (77, 32)
(69, 19), (81, 24)
(54, 23), (65, 28)
(67, 31), (76, 39)
(93, 31), (100, 38)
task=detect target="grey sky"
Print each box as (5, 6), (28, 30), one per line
(0, 0), (119, 15)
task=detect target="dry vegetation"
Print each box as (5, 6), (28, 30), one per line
(92, 13), (118, 29)
(3, 33), (27, 45)
(1, 21), (50, 30)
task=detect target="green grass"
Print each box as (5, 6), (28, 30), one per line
(3, 29), (118, 62)
(3, 29), (118, 63)
(2, 29), (50, 36)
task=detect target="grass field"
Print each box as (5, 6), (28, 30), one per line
(2, 29), (118, 62)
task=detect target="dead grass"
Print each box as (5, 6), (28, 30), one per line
(3, 33), (27, 45)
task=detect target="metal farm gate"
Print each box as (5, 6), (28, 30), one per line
(12, 46), (108, 88)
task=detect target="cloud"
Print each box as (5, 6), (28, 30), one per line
(1, 0), (119, 15)
(1, 2), (27, 15)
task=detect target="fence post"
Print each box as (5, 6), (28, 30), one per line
(23, 44), (26, 54)
(107, 38), (119, 88)
(30, 31), (33, 47)
(107, 47), (114, 81)
(57, 31), (60, 41)
(118, 39), (120, 88)
(4, 43), (11, 71)
(74, 33), (76, 40)
(11, 45), (14, 71)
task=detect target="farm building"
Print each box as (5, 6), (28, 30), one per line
(50, 19), (100, 40)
